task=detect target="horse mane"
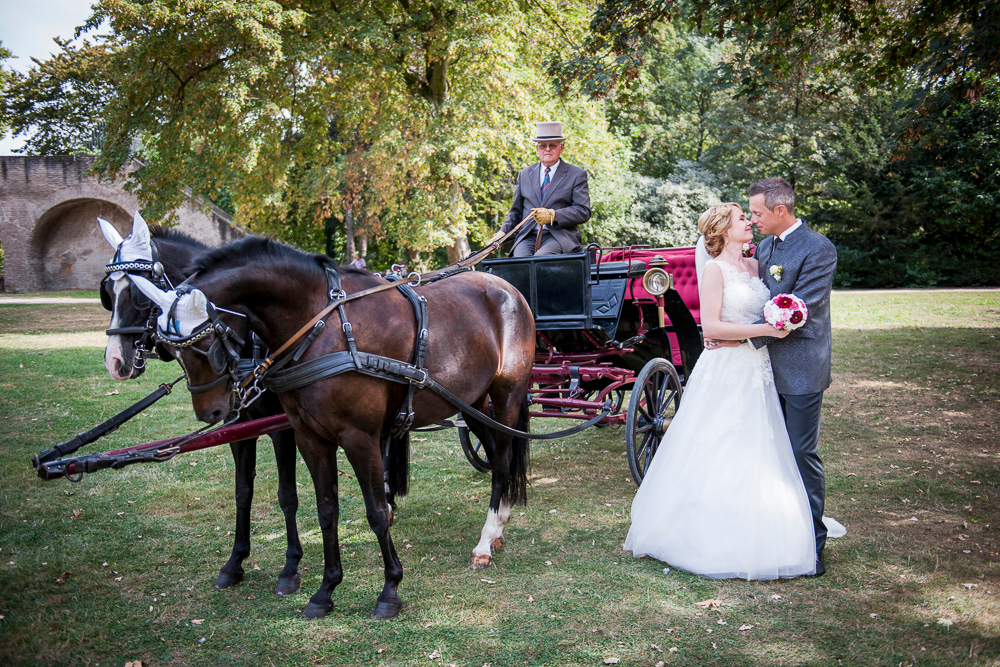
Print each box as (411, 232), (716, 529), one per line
(190, 235), (360, 279)
(149, 224), (210, 252)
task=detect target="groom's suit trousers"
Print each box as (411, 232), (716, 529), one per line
(780, 391), (827, 554)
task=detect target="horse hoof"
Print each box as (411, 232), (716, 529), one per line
(469, 554), (492, 569)
(371, 599), (402, 620)
(275, 571), (302, 596)
(214, 570), (243, 590)
(490, 537), (504, 551)
(302, 601), (333, 619)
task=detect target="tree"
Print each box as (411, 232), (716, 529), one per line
(814, 79), (1000, 287)
(550, 0), (1000, 111)
(3, 39), (116, 155)
(0, 42), (13, 140)
(607, 26), (727, 179)
(26, 0), (624, 267)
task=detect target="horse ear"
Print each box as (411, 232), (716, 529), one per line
(130, 275), (176, 313)
(98, 217), (124, 249)
(130, 211), (151, 247)
(169, 289), (211, 337)
(180, 289), (210, 319)
(118, 211), (153, 262)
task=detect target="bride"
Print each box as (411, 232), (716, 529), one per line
(624, 203), (817, 579)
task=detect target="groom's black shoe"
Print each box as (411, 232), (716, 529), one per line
(807, 551), (826, 578)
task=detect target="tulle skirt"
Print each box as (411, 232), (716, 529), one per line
(624, 343), (816, 579)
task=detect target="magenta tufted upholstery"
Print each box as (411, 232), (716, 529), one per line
(601, 247), (700, 323)
(663, 249), (700, 324)
(600, 246), (701, 367)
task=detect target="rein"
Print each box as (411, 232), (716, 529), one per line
(32, 374), (186, 472)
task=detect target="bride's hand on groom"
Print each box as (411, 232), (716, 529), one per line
(767, 325), (792, 338)
(704, 338), (742, 350)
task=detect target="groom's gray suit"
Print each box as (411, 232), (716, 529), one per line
(753, 222), (838, 554)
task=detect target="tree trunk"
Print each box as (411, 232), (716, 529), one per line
(445, 180), (470, 263)
(447, 234), (471, 264)
(344, 205), (355, 260)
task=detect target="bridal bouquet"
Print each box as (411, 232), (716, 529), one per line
(763, 293), (808, 331)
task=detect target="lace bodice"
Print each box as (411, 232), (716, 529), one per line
(709, 259), (770, 325)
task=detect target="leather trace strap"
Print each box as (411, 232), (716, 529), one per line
(239, 212), (535, 391)
(389, 282), (429, 437)
(262, 349), (613, 440)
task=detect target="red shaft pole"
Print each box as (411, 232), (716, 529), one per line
(65, 414), (293, 475)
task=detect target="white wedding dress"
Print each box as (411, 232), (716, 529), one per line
(624, 259), (817, 579)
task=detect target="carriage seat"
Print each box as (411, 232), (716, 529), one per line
(664, 251), (700, 324)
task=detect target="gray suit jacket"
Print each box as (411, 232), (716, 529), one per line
(752, 223), (838, 395)
(501, 160), (591, 253)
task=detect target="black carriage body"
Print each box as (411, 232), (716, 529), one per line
(469, 246), (701, 483)
(480, 248), (702, 383)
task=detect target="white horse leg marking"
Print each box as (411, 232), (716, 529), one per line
(471, 498), (511, 560)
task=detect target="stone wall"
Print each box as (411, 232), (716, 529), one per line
(0, 156), (239, 292)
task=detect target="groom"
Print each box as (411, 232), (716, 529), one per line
(749, 177), (838, 576)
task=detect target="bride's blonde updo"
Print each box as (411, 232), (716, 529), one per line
(698, 203), (741, 257)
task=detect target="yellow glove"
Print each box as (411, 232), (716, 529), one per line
(531, 208), (555, 225)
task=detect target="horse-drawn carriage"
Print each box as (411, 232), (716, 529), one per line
(460, 245), (703, 484)
(33, 213), (704, 619)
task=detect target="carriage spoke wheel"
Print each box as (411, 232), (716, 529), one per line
(458, 426), (491, 472)
(626, 358), (683, 485)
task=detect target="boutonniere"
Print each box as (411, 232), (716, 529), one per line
(742, 241), (756, 258)
(769, 265), (783, 282)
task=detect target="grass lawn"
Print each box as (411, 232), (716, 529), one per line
(0, 290), (998, 666)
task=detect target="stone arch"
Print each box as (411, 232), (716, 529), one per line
(29, 198), (133, 291)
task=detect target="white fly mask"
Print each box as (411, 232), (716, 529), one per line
(130, 275), (212, 339)
(99, 211), (154, 280)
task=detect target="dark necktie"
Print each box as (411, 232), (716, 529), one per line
(541, 167), (551, 200)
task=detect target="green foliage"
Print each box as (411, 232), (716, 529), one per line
(0, 41), (12, 138)
(594, 173), (721, 247)
(1, 0), (617, 266)
(2, 39), (114, 155)
(608, 27), (727, 179)
(553, 0), (1000, 111)
(813, 80), (1000, 288)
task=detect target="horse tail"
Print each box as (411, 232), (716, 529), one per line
(385, 432), (411, 498)
(507, 396), (531, 506)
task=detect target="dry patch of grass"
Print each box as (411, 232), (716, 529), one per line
(0, 302), (108, 334)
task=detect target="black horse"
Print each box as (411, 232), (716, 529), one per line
(132, 236), (535, 619)
(98, 215), (303, 595)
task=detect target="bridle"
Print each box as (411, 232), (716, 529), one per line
(101, 240), (171, 368)
(155, 286), (249, 396)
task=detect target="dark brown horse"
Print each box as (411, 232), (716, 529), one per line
(132, 237), (535, 619)
(98, 215), (303, 595)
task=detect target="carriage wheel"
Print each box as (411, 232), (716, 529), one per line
(458, 426), (492, 472)
(626, 358), (683, 485)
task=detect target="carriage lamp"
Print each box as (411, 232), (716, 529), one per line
(642, 256), (672, 296)
(643, 257), (672, 329)
(642, 267), (671, 296)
